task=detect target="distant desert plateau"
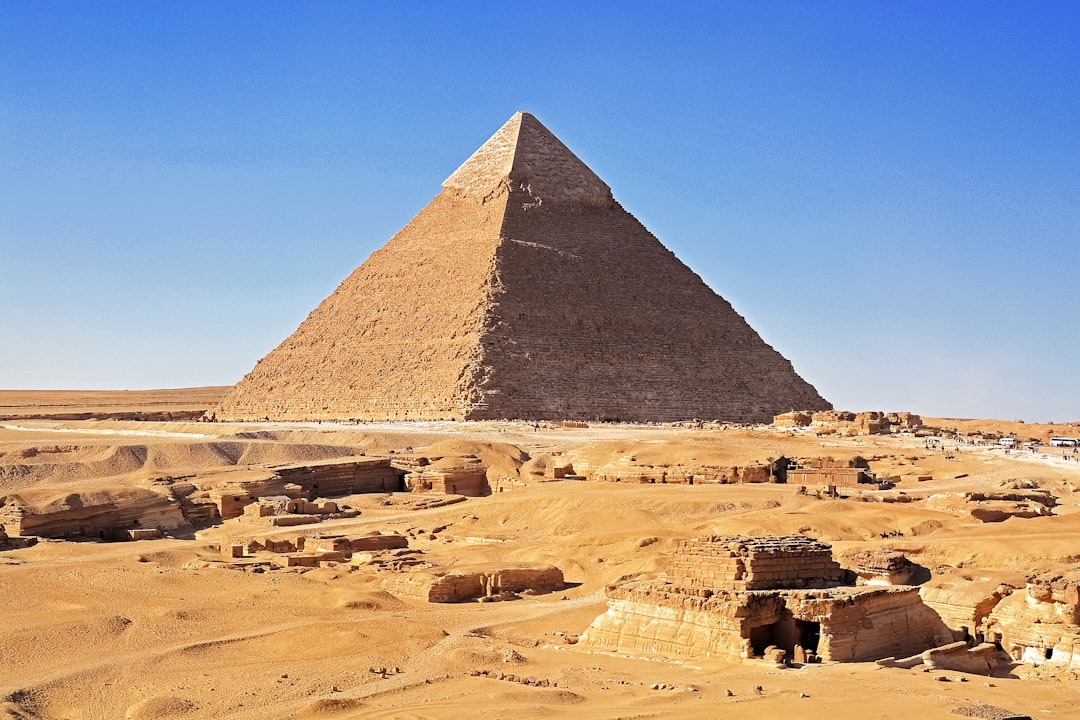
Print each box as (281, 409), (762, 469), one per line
(2, 388), (1080, 719)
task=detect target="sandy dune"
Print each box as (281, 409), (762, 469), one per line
(2, 390), (1079, 718)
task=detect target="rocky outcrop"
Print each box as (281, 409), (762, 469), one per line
(0, 488), (188, 540)
(985, 573), (1080, 668)
(920, 579), (1016, 643)
(582, 579), (951, 663)
(845, 550), (917, 586)
(925, 492), (1055, 523)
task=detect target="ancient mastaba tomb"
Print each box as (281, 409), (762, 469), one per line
(581, 534), (952, 663)
(214, 111), (830, 423)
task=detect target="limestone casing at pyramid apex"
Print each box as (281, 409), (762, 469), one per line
(442, 111), (613, 206)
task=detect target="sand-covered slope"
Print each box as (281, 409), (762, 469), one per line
(2, 411), (1080, 718)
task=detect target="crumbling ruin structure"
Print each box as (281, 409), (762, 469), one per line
(583, 456), (790, 485)
(775, 411), (922, 435)
(194, 457), (403, 522)
(382, 563), (564, 603)
(581, 535), (951, 663)
(214, 111), (829, 423)
(787, 457), (880, 489)
(403, 455), (489, 496)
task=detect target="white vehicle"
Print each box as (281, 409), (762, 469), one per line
(1050, 437), (1079, 447)
(998, 437), (1016, 447)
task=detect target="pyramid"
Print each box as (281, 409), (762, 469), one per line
(214, 112), (831, 423)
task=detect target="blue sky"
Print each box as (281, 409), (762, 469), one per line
(2, 1), (1077, 421)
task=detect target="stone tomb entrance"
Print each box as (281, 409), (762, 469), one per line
(748, 616), (821, 657)
(581, 535), (953, 663)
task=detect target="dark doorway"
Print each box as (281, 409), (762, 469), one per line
(795, 620), (820, 654)
(748, 618), (797, 656)
(749, 624), (774, 656)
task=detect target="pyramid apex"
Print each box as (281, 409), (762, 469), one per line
(443, 112), (611, 205)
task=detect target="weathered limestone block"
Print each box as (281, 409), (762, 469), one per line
(274, 554), (321, 568)
(348, 532), (409, 552)
(774, 411), (813, 427)
(583, 582), (950, 663)
(270, 514), (320, 527)
(922, 641), (1001, 674)
(845, 550), (916, 586)
(787, 587), (953, 662)
(273, 457), (403, 497)
(925, 492), (1054, 523)
(920, 580), (1011, 642)
(580, 584), (757, 659)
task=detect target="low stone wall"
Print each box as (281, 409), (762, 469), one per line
(788, 467), (870, 488)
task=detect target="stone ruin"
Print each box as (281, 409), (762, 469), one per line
(581, 535), (952, 664)
(223, 530), (412, 570)
(846, 549), (918, 586)
(214, 111), (829, 424)
(0, 488), (187, 542)
(0, 523), (36, 550)
(402, 455), (489, 496)
(580, 456), (789, 485)
(924, 490), (1056, 523)
(241, 496), (357, 527)
(381, 563), (564, 604)
(786, 456), (888, 490)
(775, 410), (922, 435)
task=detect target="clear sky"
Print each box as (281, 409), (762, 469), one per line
(2, 1), (1077, 421)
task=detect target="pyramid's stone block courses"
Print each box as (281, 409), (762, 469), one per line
(216, 194), (503, 422)
(215, 112), (830, 423)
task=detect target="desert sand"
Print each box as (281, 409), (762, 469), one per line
(2, 389), (1080, 719)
